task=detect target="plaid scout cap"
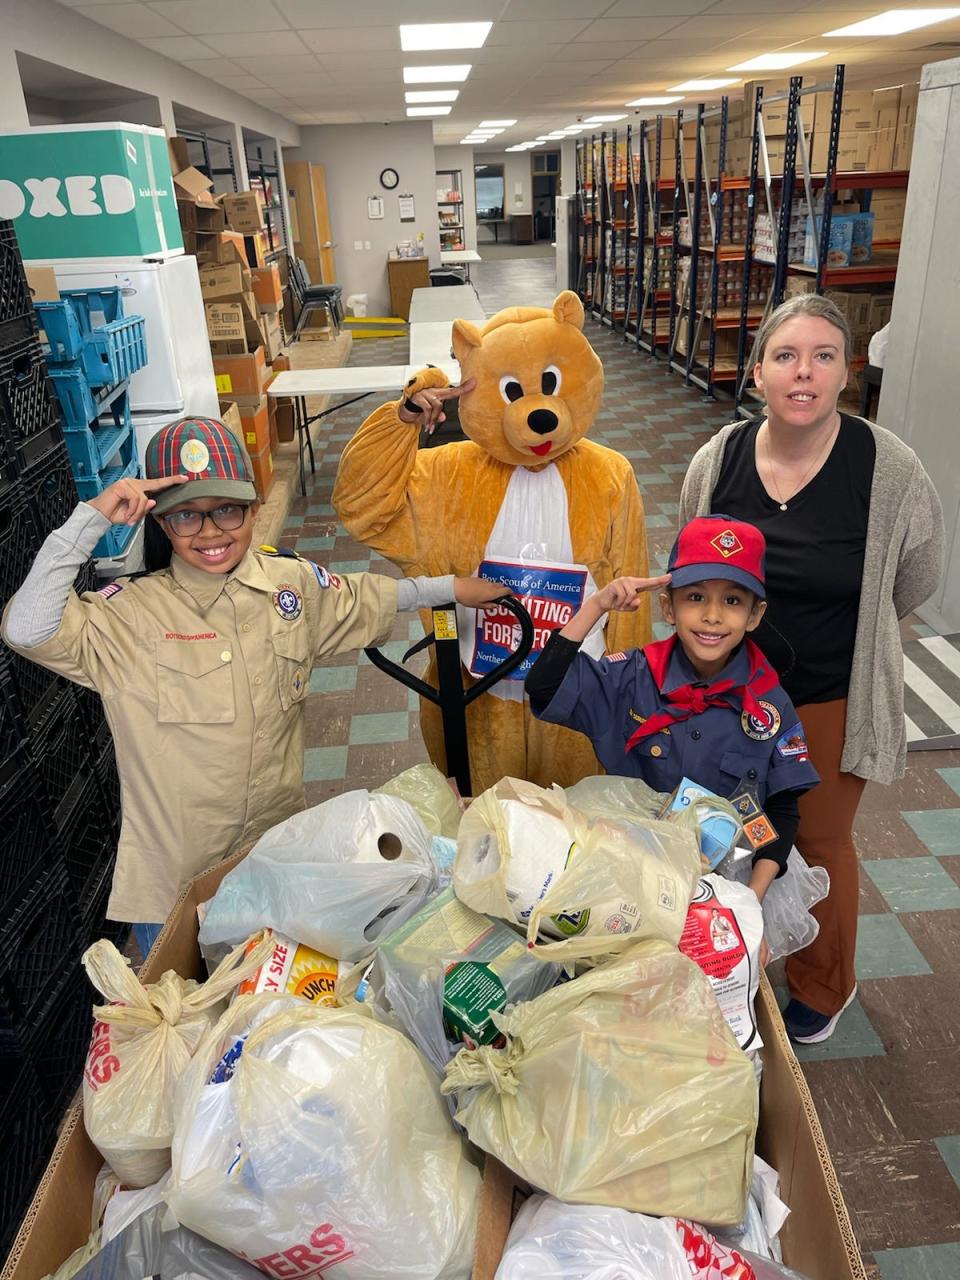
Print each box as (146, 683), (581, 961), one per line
(667, 515), (766, 599)
(144, 417), (257, 516)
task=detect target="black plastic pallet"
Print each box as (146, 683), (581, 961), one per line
(55, 769), (115, 912)
(22, 964), (94, 1119)
(0, 483), (40, 613)
(0, 1057), (54, 1262)
(0, 655), (26, 765)
(0, 860), (80, 1035)
(0, 335), (58, 450)
(0, 222), (32, 330)
(17, 425), (77, 539)
(92, 732), (121, 839)
(0, 752), (57, 911)
(30, 683), (92, 813)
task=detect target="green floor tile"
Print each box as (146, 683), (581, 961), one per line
(855, 914), (932, 979)
(349, 711), (410, 745)
(297, 535), (336, 552)
(901, 809), (960, 856)
(307, 503), (336, 516)
(934, 1136), (960, 1193)
(310, 666), (357, 694)
(635, 472), (673, 484)
(645, 514), (673, 527)
(283, 515), (304, 529)
(328, 559), (372, 574)
(775, 985), (885, 1062)
(359, 640), (412, 666)
(937, 768), (960, 799)
(875, 1243), (960, 1280)
(303, 745), (348, 781)
(862, 856), (960, 913)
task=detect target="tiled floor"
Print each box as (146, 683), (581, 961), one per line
(281, 254), (960, 1279)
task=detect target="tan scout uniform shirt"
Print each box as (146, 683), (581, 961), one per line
(7, 550), (397, 922)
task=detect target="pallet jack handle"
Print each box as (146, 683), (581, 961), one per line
(364, 595), (534, 798)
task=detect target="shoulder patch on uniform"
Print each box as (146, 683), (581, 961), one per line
(776, 723), (809, 760)
(310, 562), (342, 590)
(259, 544), (299, 559)
(606, 651), (628, 663)
(96, 582), (123, 601)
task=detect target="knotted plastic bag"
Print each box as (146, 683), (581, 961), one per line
(167, 995), (479, 1279)
(375, 763), (463, 838)
(442, 939), (757, 1225)
(198, 790), (438, 961)
(453, 778), (701, 962)
(81, 933), (272, 1186)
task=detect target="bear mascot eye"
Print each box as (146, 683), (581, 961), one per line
(499, 375), (524, 404)
(541, 365), (561, 395)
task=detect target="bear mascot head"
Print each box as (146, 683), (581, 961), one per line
(451, 290), (604, 467)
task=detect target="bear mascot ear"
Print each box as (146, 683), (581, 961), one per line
(452, 318), (483, 366)
(553, 290), (585, 330)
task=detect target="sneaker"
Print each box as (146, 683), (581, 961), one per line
(783, 986), (858, 1045)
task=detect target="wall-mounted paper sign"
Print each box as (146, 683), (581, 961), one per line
(367, 196), (384, 220)
(398, 193), (416, 222)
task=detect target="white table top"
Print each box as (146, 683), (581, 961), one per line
(267, 367), (407, 397)
(405, 361), (461, 386)
(408, 285), (486, 325)
(441, 249), (482, 265)
(409, 321), (455, 365)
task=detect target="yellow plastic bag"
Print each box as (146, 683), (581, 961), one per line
(453, 778), (702, 962)
(441, 939), (757, 1225)
(81, 933), (272, 1186)
(375, 763), (463, 838)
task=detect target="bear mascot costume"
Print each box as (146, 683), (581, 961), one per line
(333, 290), (652, 794)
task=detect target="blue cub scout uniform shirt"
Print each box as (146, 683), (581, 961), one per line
(540, 640), (819, 803)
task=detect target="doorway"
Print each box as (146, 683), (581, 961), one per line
(531, 150), (560, 241)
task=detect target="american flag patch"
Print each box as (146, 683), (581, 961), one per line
(606, 651), (628, 662)
(96, 583), (123, 601)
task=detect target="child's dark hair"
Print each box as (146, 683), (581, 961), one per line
(143, 515), (172, 572)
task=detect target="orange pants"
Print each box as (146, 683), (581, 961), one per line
(784, 698), (866, 1015)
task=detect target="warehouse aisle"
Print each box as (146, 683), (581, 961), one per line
(278, 257), (960, 1279)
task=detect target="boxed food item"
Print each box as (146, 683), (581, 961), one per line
(212, 345), (268, 400)
(838, 90), (874, 132)
(220, 191), (265, 234)
(659, 777), (741, 868)
(872, 87), (901, 132)
(251, 264), (283, 312)
(204, 296), (260, 349)
(199, 261), (252, 302)
(865, 128), (895, 172)
(849, 211), (875, 265)
(804, 214), (855, 268)
(235, 930), (339, 1006)
(870, 189), (906, 241)
(893, 121), (915, 170)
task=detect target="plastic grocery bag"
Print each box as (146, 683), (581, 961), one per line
(168, 995), (479, 1278)
(198, 790), (438, 961)
(375, 763), (463, 838)
(454, 778), (701, 962)
(717, 846), (829, 962)
(67, 1203), (265, 1280)
(715, 1156), (791, 1262)
(354, 887), (563, 1072)
(670, 1218), (812, 1279)
(81, 933), (272, 1186)
(442, 939), (757, 1225)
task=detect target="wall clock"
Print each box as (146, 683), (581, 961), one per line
(380, 167), (400, 190)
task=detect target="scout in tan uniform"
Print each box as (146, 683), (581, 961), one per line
(3, 418), (506, 956)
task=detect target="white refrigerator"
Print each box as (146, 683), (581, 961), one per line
(49, 255), (219, 422)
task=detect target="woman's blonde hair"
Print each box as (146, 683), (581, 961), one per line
(753, 293), (851, 366)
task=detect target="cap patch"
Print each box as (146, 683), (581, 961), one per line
(710, 528), (744, 559)
(180, 438), (210, 474)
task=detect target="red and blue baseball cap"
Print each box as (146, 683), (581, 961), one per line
(144, 417), (257, 516)
(667, 515), (766, 598)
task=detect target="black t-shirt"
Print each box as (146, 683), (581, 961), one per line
(711, 414), (876, 706)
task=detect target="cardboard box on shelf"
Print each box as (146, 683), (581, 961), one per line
(212, 345), (268, 401)
(870, 190), (906, 241)
(0, 850), (868, 1280)
(899, 82), (920, 128)
(260, 312), (284, 363)
(239, 398), (270, 455)
(216, 399), (243, 439)
(893, 122), (914, 171)
(172, 165), (218, 207)
(176, 199), (226, 234)
(168, 135), (190, 175)
(838, 90), (874, 132)
(24, 267), (59, 303)
(199, 261), (253, 302)
(221, 191), (266, 234)
(251, 264), (283, 312)
(865, 128), (896, 172)
(872, 87), (901, 132)
(250, 443), (274, 499)
(868, 293), (893, 331)
(204, 295), (260, 348)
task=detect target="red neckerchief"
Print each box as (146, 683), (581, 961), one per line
(624, 635), (779, 754)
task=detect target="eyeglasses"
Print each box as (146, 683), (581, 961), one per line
(161, 503), (250, 537)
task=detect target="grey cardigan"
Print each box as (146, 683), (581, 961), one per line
(679, 419), (944, 784)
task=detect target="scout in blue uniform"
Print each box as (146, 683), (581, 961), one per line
(526, 515), (819, 901)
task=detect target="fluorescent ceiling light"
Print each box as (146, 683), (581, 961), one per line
(825, 9), (960, 37)
(536, 135), (552, 140)
(405, 89), (459, 103)
(479, 127), (505, 134)
(400, 22), (492, 52)
(626, 95), (684, 106)
(669, 79), (740, 91)
(583, 113), (628, 123)
(478, 119), (517, 127)
(546, 131), (567, 138)
(406, 106), (452, 116)
(505, 145), (527, 152)
(728, 51), (829, 71)
(563, 126), (585, 133)
(403, 64), (471, 84)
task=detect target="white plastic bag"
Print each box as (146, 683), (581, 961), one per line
(454, 778), (701, 961)
(868, 322), (889, 368)
(679, 875), (765, 1051)
(81, 934), (272, 1187)
(717, 846), (829, 962)
(375, 763), (463, 838)
(442, 940), (757, 1225)
(168, 995), (479, 1278)
(715, 1156), (790, 1262)
(198, 790), (438, 961)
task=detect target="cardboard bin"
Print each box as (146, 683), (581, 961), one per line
(221, 192), (266, 235)
(2, 850), (867, 1280)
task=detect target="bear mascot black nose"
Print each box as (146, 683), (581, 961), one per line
(527, 408), (558, 435)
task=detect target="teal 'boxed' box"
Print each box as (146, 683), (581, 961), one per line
(0, 123), (183, 261)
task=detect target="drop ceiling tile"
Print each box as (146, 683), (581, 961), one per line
(489, 19), (593, 45)
(579, 16), (688, 42)
(73, 4), (183, 38)
(139, 35), (216, 59)
(274, 0), (499, 24)
(179, 57), (248, 77)
(504, 0), (616, 16)
(602, 0), (720, 14)
(202, 31), (308, 57)
(231, 54), (323, 76)
(148, 0), (288, 35)
(553, 41), (642, 61)
(299, 27), (400, 54)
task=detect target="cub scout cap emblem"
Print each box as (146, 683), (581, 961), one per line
(667, 514), (767, 599)
(180, 438), (210, 474)
(274, 586), (303, 620)
(741, 700), (781, 741)
(145, 417), (257, 516)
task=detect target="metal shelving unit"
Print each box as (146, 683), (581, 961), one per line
(245, 142), (288, 263)
(436, 168), (465, 252)
(176, 129), (239, 192)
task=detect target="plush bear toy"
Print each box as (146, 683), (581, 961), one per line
(333, 290), (652, 794)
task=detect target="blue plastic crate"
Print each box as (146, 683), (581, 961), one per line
(46, 369), (128, 432)
(71, 433), (136, 499)
(93, 514), (139, 560)
(81, 314), (147, 386)
(62, 385), (132, 480)
(58, 287), (124, 327)
(36, 298), (147, 388)
(33, 300), (84, 363)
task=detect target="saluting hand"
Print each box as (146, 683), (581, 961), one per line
(87, 474), (189, 527)
(398, 378), (476, 432)
(593, 574), (672, 613)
